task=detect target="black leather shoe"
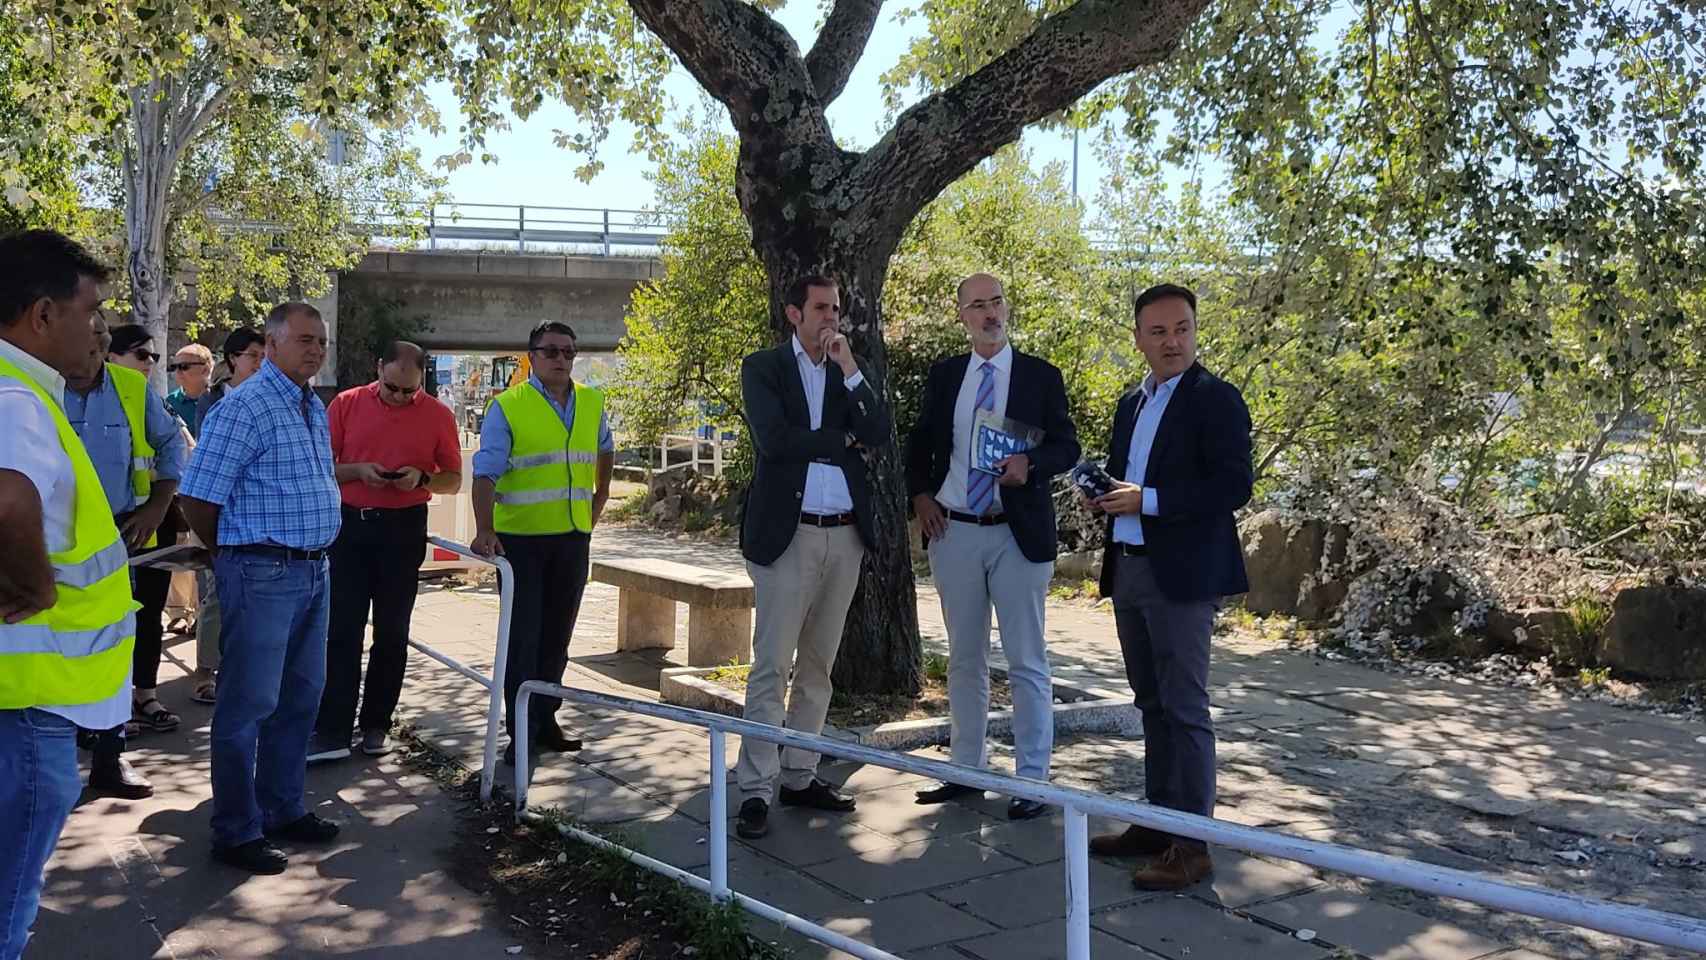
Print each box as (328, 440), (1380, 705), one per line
(537, 721), (583, 753)
(88, 758), (153, 799)
(736, 798), (769, 839)
(265, 813), (341, 844)
(212, 838), (288, 875)
(914, 781), (981, 805)
(778, 779), (856, 812)
(1007, 798), (1048, 821)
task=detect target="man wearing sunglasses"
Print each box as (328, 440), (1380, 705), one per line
(309, 341), (461, 763)
(471, 320), (614, 765)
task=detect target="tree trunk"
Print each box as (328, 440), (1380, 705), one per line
(123, 80), (181, 396)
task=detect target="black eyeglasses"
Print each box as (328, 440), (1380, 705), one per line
(382, 381), (419, 397)
(530, 346), (576, 361)
(167, 360), (208, 372)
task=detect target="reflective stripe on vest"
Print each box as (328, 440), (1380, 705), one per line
(106, 364), (159, 547)
(0, 357), (139, 710)
(490, 382), (603, 535)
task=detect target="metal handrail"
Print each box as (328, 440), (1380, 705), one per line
(514, 681), (1706, 960)
(410, 536), (515, 801)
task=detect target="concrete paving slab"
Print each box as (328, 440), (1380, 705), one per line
(732, 809), (910, 867)
(821, 892), (1000, 952)
(1185, 850), (1323, 908)
(964, 812), (1137, 866)
(803, 836), (1026, 901)
(601, 814), (713, 870)
(692, 848), (861, 922)
(1245, 889), (1507, 960)
(930, 860), (1144, 929)
(840, 783), (1003, 844)
(1095, 896), (1332, 960)
(958, 918), (1156, 960)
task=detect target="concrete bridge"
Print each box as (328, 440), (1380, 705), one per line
(340, 249), (663, 354)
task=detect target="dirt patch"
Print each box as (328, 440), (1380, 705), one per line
(702, 659), (1013, 727)
(397, 728), (775, 960)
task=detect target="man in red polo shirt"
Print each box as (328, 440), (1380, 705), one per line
(308, 340), (462, 761)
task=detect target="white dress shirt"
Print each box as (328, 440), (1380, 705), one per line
(935, 344), (1014, 513)
(1111, 371), (1177, 546)
(0, 338), (133, 729)
(792, 334), (863, 515)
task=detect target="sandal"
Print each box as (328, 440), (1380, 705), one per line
(133, 697), (181, 733)
(192, 678), (217, 704)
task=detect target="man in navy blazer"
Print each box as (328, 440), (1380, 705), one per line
(1085, 283), (1252, 890)
(905, 273), (1080, 820)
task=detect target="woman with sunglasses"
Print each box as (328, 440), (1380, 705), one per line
(107, 324), (161, 375)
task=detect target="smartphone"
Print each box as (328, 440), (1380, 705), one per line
(378, 470), (405, 480)
(1070, 461), (1117, 499)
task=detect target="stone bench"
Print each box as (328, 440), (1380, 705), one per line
(591, 558), (754, 666)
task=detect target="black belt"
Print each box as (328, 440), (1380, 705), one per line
(224, 544), (329, 562)
(1113, 543), (1149, 557)
(946, 510), (1007, 526)
(799, 512), (857, 527)
(343, 504), (429, 522)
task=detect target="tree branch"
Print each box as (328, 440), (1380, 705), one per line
(850, 0), (1210, 248)
(804, 0), (884, 106)
(626, 0), (824, 142)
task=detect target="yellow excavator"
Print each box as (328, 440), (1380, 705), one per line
(463, 354), (532, 433)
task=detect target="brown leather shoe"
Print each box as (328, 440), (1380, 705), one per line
(1089, 825), (1173, 858)
(1130, 843), (1213, 891)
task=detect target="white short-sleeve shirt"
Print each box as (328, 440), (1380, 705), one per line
(0, 338), (133, 729)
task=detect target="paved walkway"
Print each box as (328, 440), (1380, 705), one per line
(32, 524), (1706, 959)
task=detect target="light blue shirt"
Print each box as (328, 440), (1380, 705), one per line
(1112, 372), (1176, 546)
(180, 359), (342, 550)
(473, 376), (616, 481)
(64, 366), (189, 514)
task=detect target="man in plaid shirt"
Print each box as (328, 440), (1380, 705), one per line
(180, 302), (343, 875)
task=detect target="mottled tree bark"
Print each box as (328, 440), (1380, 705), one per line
(628, 0), (1210, 693)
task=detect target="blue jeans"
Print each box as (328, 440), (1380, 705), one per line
(0, 708), (82, 960)
(210, 551), (330, 848)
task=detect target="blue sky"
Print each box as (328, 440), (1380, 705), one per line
(406, 4), (1108, 218)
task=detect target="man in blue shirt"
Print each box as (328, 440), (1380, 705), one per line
(180, 302), (343, 876)
(64, 318), (189, 799)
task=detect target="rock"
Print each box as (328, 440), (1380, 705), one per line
(1485, 606), (1573, 656)
(649, 494), (683, 524)
(1240, 510), (1351, 619)
(1601, 585), (1706, 681)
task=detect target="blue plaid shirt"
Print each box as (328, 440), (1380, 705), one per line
(181, 359), (342, 550)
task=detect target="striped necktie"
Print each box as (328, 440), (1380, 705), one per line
(966, 361), (997, 515)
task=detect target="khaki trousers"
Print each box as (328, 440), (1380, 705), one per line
(736, 523), (864, 802)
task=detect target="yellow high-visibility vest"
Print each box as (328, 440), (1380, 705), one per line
(106, 363), (158, 546)
(490, 381), (602, 535)
(0, 356), (139, 709)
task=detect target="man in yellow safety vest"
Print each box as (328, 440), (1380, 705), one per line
(0, 229), (139, 960)
(471, 320), (613, 765)
(60, 319), (189, 799)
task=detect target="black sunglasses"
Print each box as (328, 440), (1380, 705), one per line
(167, 360), (208, 372)
(530, 346), (576, 360)
(126, 348), (161, 364)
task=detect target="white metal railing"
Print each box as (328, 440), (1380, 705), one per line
(409, 536), (515, 801)
(349, 201), (669, 255)
(658, 432), (733, 477)
(511, 681), (1706, 960)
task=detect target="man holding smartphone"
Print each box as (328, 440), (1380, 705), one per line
(309, 340), (462, 762)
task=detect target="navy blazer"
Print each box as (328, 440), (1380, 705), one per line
(905, 349), (1080, 563)
(1098, 363), (1253, 602)
(738, 342), (892, 566)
